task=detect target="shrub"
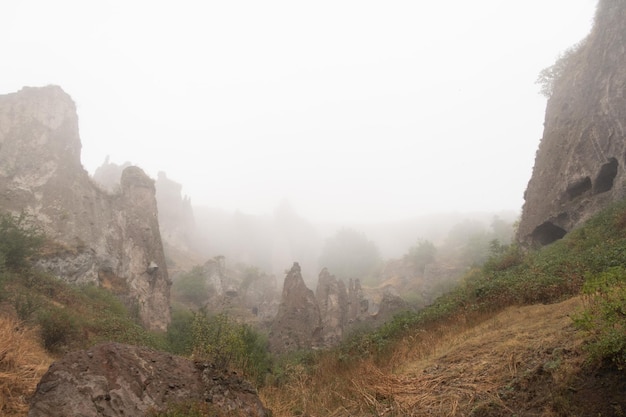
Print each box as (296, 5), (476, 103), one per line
(0, 212), (44, 271)
(192, 311), (245, 370)
(192, 310), (272, 385)
(37, 307), (78, 352)
(166, 308), (195, 355)
(173, 266), (210, 307)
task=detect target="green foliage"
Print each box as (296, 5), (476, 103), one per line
(318, 228), (382, 281)
(173, 266), (210, 307)
(37, 306), (79, 351)
(338, 199), (626, 364)
(574, 267), (626, 369)
(191, 310), (271, 385)
(166, 307), (195, 355)
(536, 41), (584, 98)
(193, 311), (245, 369)
(0, 212), (44, 271)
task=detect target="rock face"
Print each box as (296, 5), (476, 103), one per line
(518, 1), (626, 246)
(347, 278), (369, 322)
(0, 86), (170, 330)
(315, 268), (348, 346)
(269, 263), (322, 353)
(199, 256), (279, 324)
(28, 342), (269, 417)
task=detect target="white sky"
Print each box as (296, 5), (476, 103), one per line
(2, 1), (597, 223)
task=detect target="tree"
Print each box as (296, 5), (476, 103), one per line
(318, 228), (381, 281)
(172, 266), (210, 307)
(405, 240), (436, 275)
(536, 41), (584, 98)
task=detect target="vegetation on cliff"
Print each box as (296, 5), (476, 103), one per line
(260, 198), (626, 416)
(3, 194), (626, 415)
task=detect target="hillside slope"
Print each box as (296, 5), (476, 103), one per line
(262, 297), (625, 416)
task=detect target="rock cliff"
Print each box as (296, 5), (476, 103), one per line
(28, 342), (269, 417)
(0, 86), (170, 331)
(269, 263), (322, 353)
(518, 0), (626, 246)
(315, 268), (348, 346)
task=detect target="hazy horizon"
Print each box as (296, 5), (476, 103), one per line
(2, 1), (598, 223)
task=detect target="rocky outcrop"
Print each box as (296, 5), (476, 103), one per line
(518, 0), (626, 246)
(0, 86), (170, 331)
(347, 278), (369, 322)
(269, 263), (322, 353)
(28, 342), (269, 417)
(315, 268), (348, 346)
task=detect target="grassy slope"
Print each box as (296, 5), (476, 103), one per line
(3, 199), (626, 416)
(260, 199), (626, 416)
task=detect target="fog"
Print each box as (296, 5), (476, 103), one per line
(2, 1), (596, 225)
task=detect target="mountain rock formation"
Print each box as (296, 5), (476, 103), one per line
(28, 342), (269, 417)
(0, 86), (170, 331)
(315, 268), (349, 346)
(518, 0), (626, 246)
(269, 264), (407, 353)
(269, 263), (322, 353)
(197, 256), (279, 324)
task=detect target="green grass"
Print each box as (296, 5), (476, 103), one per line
(337, 198), (626, 368)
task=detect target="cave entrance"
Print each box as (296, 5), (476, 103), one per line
(531, 221), (567, 246)
(594, 157), (618, 194)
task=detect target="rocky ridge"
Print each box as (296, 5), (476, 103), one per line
(518, 0), (626, 246)
(0, 86), (170, 330)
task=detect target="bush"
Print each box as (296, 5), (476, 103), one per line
(0, 212), (44, 271)
(173, 266), (210, 307)
(166, 308), (195, 355)
(37, 307), (78, 352)
(192, 311), (245, 370)
(192, 310), (272, 385)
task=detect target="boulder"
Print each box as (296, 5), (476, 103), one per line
(28, 342), (269, 417)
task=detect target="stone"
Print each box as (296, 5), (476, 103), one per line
(28, 342), (269, 417)
(518, 0), (626, 246)
(0, 86), (170, 330)
(269, 262), (322, 353)
(315, 268), (348, 347)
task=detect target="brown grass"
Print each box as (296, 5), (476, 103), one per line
(260, 297), (586, 416)
(0, 316), (53, 417)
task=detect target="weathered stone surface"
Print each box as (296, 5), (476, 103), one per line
(269, 262), (322, 353)
(28, 342), (269, 417)
(315, 268), (348, 346)
(0, 86), (170, 330)
(347, 278), (369, 323)
(518, 0), (626, 246)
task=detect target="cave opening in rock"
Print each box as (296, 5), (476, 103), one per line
(566, 176), (592, 200)
(531, 221), (567, 246)
(594, 157), (618, 194)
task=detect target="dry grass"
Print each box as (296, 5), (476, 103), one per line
(260, 297), (586, 416)
(0, 316), (53, 417)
